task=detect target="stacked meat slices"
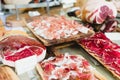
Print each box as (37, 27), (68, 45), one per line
(39, 53), (98, 80)
(0, 35), (46, 67)
(28, 16), (91, 40)
(78, 32), (120, 79)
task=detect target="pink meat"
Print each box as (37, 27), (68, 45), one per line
(102, 51), (115, 64)
(81, 0), (117, 24)
(110, 62), (120, 75)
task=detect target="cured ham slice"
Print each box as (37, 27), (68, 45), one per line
(27, 16), (92, 40)
(0, 35), (46, 67)
(81, 0), (117, 24)
(37, 53), (106, 80)
(78, 32), (120, 79)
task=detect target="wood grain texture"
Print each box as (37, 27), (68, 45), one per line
(0, 66), (19, 80)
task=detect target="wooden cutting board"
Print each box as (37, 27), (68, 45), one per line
(0, 65), (20, 80)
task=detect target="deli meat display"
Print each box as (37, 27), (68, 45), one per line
(77, 32), (120, 79)
(1, 0), (120, 79)
(37, 53), (106, 80)
(26, 16), (94, 46)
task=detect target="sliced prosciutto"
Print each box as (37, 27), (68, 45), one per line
(27, 16), (91, 40)
(78, 32), (120, 78)
(81, 0), (117, 24)
(40, 53), (98, 80)
(0, 35), (46, 67)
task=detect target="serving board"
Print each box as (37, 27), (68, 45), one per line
(77, 43), (120, 80)
(24, 16), (94, 46)
(36, 60), (106, 80)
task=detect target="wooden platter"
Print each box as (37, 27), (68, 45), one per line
(24, 16), (94, 46)
(36, 42), (107, 80)
(77, 43), (120, 80)
(36, 62), (106, 80)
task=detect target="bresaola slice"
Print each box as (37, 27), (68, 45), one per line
(0, 35), (46, 67)
(78, 32), (120, 79)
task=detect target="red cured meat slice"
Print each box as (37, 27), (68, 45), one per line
(69, 55), (77, 60)
(90, 32), (109, 40)
(80, 32), (119, 50)
(102, 51), (115, 64)
(110, 62), (120, 76)
(0, 35), (46, 67)
(43, 63), (55, 74)
(114, 59), (120, 68)
(5, 48), (34, 62)
(78, 73), (92, 80)
(82, 59), (90, 68)
(29, 46), (43, 56)
(79, 32), (120, 76)
(4, 46), (44, 62)
(0, 35), (45, 50)
(106, 50), (120, 59)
